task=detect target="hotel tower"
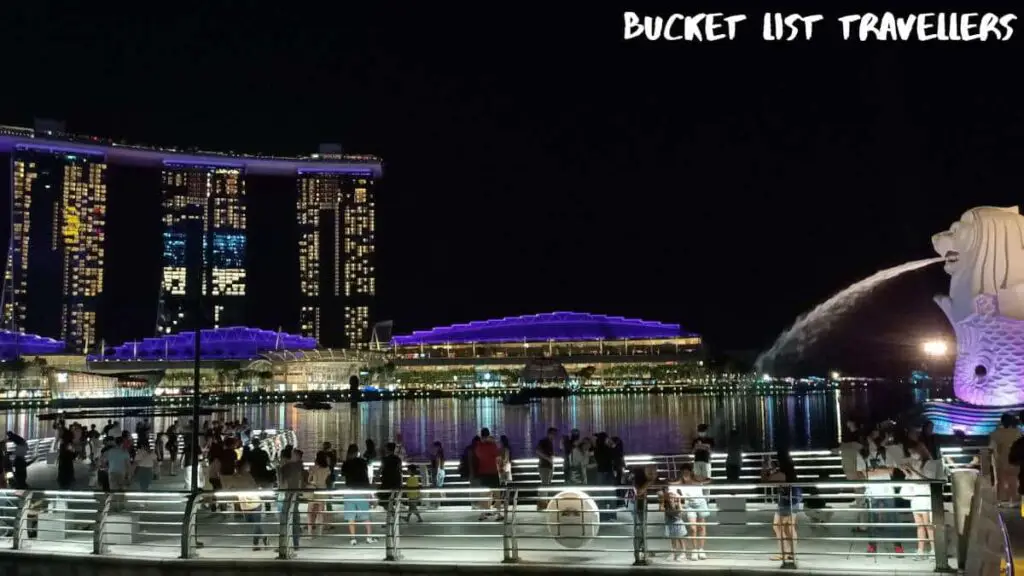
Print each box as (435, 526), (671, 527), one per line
(158, 164), (246, 333)
(297, 171), (375, 348)
(2, 146), (107, 353)
(1, 122), (381, 352)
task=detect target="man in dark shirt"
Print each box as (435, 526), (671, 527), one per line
(379, 443), (403, 510)
(320, 442), (339, 517)
(693, 424), (715, 480)
(277, 447), (304, 549)
(536, 427), (557, 486)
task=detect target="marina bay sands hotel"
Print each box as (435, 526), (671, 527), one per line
(0, 120), (382, 354)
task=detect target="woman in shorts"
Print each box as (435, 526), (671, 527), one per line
(763, 451), (800, 564)
(662, 486), (688, 561)
(680, 466), (710, 560)
(903, 442), (941, 560)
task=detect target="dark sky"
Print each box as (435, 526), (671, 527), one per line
(1, 5), (1020, 374)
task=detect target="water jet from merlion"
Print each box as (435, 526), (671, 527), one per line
(754, 257), (943, 374)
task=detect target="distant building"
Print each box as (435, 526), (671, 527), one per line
(0, 122), (381, 351)
(2, 149), (107, 353)
(389, 312), (704, 389)
(159, 164), (247, 333)
(297, 171), (376, 348)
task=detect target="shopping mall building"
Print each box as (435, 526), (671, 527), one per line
(388, 312), (705, 390)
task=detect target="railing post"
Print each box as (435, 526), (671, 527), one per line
(502, 487), (519, 563)
(12, 490), (32, 550)
(279, 492), (297, 559)
(93, 493), (111, 555)
(180, 491), (201, 559)
(931, 481), (952, 572)
(633, 493), (648, 566)
(385, 490), (400, 561)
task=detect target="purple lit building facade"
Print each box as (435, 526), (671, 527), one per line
(0, 122), (382, 353)
(390, 312), (704, 388)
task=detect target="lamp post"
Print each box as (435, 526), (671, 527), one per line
(920, 339), (949, 379)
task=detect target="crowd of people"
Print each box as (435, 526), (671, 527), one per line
(4, 412), (1021, 562)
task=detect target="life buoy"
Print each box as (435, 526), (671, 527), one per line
(545, 489), (600, 548)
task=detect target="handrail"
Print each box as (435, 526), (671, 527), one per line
(0, 480), (952, 573)
(998, 513), (1014, 576)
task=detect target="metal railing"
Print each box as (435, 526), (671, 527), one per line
(0, 480), (955, 572)
(3, 437), (57, 465)
(303, 446), (982, 499)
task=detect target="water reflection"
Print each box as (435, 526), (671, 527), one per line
(0, 391), (922, 458)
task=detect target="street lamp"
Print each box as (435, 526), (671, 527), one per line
(922, 340), (948, 357)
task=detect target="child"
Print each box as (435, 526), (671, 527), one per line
(663, 485), (688, 561)
(403, 464), (424, 522)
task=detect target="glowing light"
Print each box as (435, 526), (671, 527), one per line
(391, 312), (696, 346)
(922, 340), (949, 357)
(830, 371), (840, 380)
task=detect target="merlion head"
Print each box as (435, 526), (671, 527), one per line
(933, 206), (1024, 323)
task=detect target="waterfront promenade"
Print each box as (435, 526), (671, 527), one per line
(2, 432), (993, 574)
(7, 459), (959, 574)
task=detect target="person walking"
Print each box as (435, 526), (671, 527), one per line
(341, 444), (377, 546)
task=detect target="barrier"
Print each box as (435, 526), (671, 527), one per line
(0, 480), (958, 573)
(960, 462), (1015, 576)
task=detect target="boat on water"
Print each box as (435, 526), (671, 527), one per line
(295, 400), (332, 410)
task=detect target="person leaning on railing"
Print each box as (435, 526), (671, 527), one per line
(990, 413), (1022, 507)
(901, 442), (942, 560)
(278, 446), (305, 550)
(223, 461), (269, 551)
(763, 451), (800, 564)
(627, 464), (658, 557)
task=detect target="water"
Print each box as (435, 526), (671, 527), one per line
(754, 257), (944, 373)
(0, 388), (925, 459)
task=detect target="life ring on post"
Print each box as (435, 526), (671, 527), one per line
(545, 489), (600, 549)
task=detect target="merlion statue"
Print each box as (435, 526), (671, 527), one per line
(933, 206), (1024, 406)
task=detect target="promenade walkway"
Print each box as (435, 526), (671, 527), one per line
(5, 434), (981, 574)
(6, 469), (958, 574)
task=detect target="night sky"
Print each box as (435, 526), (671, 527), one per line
(0, 5), (1020, 375)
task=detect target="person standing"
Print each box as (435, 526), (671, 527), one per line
(857, 435), (902, 555)
(340, 444), (377, 545)
(692, 424), (715, 481)
(536, 427), (557, 508)
(6, 432), (28, 489)
(474, 428), (502, 521)
(306, 451), (332, 537)
(428, 441), (446, 489)
(278, 447), (305, 550)
(106, 437), (131, 512)
(725, 428), (743, 482)
(379, 442), (404, 511)
(165, 423), (179, 477)
(990, 413), (1022, 506)
(134, 443), (157, 491)
(57, 431), (76, 490)
(840, 419), (863, 480)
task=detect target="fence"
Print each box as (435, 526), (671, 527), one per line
(0, 480), (956, 572)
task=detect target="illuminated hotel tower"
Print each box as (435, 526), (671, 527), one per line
(2, 149), (107, 352)
(297, 172), (375, 348)
(159, 164), (246, 333)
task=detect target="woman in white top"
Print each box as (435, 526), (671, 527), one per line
(902, 442), (942, 559)
(134, 445), (158, 491)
